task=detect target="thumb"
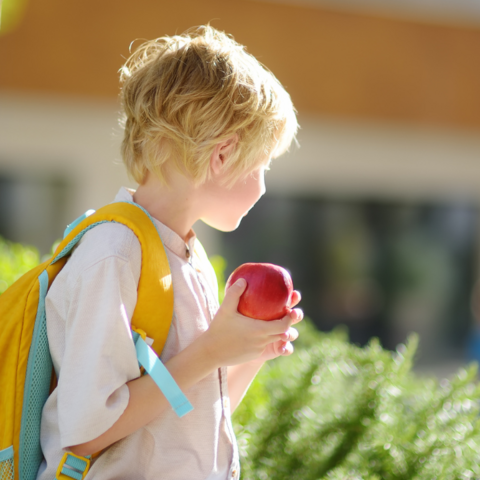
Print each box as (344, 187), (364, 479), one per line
(222, 278), (247, 312)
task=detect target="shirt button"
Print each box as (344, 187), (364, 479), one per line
(223, 398), (229, 409)
(231, 469), (237, 477)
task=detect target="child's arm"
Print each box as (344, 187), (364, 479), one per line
(69, 334), (226, 457)
(227, 319), (300, 412)
(69, 279), (296, 457)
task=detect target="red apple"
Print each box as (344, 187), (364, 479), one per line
(226, 263), (294, 321)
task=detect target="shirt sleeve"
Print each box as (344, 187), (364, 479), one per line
(57, 254), (141, 448)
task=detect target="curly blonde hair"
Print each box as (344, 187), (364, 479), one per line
(119, 25), (298, 186)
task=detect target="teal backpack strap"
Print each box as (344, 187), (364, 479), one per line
(132, 330), (193, 417)
(18, 270), (51, 480)
(63, 210), (96, 239)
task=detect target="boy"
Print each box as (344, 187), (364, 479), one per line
(37, 25), (302, 479)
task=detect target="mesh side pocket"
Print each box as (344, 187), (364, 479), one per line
(20, 270), (53, 480)
(0, 446), (14, 480)
(20, 310), (52, 480)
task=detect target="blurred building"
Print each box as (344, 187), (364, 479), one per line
(2, 0), (480, 373)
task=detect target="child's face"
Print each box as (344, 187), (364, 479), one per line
(200, 163), (268, 232)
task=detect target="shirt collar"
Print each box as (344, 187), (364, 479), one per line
(113, 187), (196, 260)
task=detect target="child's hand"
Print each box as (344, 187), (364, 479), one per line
(201, 279), (303, 368)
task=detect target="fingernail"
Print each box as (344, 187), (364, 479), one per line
(235, 278), (246, 288)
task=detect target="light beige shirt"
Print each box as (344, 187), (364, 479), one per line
(37, 187), (240, 480)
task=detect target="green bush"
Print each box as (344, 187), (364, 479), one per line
(0, 236), (40, 293)
(234, 320), (480, 479)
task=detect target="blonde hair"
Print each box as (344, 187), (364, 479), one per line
(119, 25), (298, 186)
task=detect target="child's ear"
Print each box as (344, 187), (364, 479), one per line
(210, 135), (239, 175)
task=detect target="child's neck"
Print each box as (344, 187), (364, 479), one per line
(132, 170), (199, 243)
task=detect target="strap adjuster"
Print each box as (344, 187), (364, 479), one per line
(55, 452), (91, 480)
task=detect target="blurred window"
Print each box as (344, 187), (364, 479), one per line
(0, 172), (69, 254)
(219, 195), (478, 366)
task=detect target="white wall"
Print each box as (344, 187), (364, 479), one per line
(268, 116), (480, 203)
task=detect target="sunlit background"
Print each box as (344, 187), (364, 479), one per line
(2, 0), (480, 376)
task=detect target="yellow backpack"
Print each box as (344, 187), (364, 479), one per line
(0, 201), (192, 480)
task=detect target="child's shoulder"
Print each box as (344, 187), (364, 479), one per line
(68, 222), (142, 280)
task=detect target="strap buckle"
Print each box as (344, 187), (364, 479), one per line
(132, 326), (147, 342)
(132, 326), (154, 346)
(55, 452), (91, 480)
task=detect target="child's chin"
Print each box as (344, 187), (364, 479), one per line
(202, 218), (242, 232)
(216, 222), (242, 233)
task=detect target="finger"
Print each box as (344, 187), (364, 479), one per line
(288, 308), (304, 325)
(280, 327), (298, 342)
(289, 290), (302, 308)
(221, 278), (247, 312)
(261, 315), (295, 335)
(276, 340), (288, 354)
(282, 341), (294, 356)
